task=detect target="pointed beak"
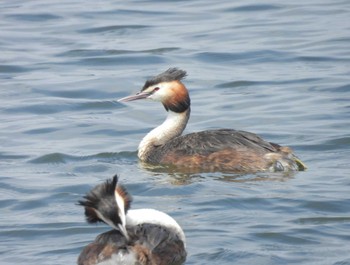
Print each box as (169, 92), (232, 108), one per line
(118, 223), (130, 241)
(118, 91), (151, 102)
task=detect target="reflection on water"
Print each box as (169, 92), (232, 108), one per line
(140, 162), (297, 184)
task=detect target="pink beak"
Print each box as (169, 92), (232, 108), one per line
(118, 91), (151, 102)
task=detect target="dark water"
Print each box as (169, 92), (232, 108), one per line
(1, 0), (350, 264)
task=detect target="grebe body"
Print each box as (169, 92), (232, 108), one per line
(119, 68), (306, 173)
(78, 175), (186, 265)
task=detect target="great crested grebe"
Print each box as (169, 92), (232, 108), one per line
(77, 175), (186, 265)
(118, 68), (307, 173)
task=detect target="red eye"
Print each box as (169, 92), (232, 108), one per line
(153, 87), (160, 92)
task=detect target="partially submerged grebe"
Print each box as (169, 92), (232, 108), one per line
(78, 175), (186, 265)
(118, 68), (306, 173)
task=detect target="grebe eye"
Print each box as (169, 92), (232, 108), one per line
(153, 87), (160, 92)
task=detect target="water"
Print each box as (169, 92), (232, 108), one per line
(1, 0), (350, 264)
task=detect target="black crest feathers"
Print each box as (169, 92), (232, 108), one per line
(78, 175), (132, 226)
(142, 68), (187, 91)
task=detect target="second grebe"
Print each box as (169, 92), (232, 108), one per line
(118, 68), (307, 173)
(77, 175), (186, 265)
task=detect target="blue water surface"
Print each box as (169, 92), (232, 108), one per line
(1, 0), (350, 264)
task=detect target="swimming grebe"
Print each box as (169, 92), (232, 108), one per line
(77, 175), (186, 265)
(118, 68), (306, 173)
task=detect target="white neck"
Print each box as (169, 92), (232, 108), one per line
(126, 208), (186, 245)
(138, 109), (190, 161)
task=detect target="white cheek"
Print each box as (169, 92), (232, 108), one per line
(148, 93), (162, 101)
(147, 84), (169, 101)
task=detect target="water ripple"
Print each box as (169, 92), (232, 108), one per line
(0, 64), (30, 73)
(58, 47), (179, 58)
(5, 13), (61, 22)
(215, 77), (321, 88)
(195, 50), (293, 64)
(225, 4), (283, 12)
(29, 151), (137, 164)
(78, 24), (149, 34)
(254, 231), (317, 244)
(4, 100), (118, 114)
(294, 217), (350, 225)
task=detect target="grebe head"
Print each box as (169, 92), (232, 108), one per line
(119, 68), (190, 113)
(78, 175), (132, 240)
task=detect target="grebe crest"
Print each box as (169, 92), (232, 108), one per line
(78, 175), (131, 240)
(118, 68), (307, 173)
(78, 175), (186, 265)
